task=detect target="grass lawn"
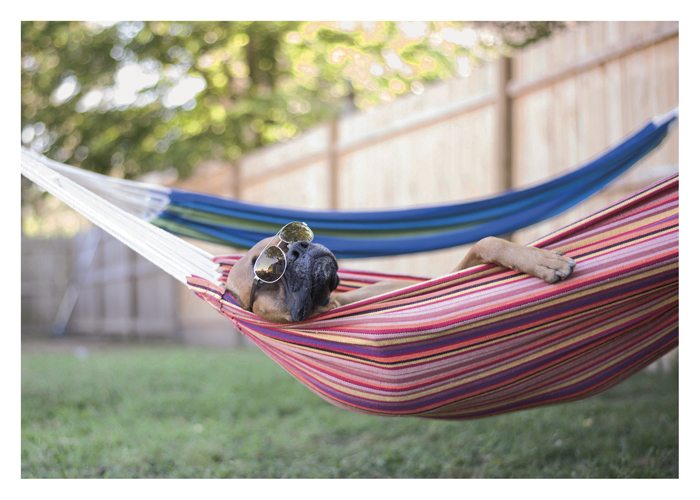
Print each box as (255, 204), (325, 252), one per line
(21, 343), (678, 478)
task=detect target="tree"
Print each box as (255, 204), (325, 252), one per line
(21, 21), (564, 234)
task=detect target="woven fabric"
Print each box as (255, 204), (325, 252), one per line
(187, 175), (678, 419)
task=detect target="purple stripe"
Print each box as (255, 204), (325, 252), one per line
(373, 269), (677, 359)
(235, 266), (677, 362)
(289, 309), (676, 414)
(457, 331), (678, 419)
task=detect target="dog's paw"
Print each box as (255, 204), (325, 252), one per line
(529, 248), (576, 283)
(315, 297), (340, 315)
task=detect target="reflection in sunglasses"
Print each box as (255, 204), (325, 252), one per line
(255, 246), (287, 282)
(253, 222), (314, 283)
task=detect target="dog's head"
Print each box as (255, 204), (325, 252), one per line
(225, 235), (340, 323)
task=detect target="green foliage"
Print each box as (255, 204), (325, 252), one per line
(22, 346), (677, 478)
(21, 21), (563, 180)
(20, 21), (564, 236)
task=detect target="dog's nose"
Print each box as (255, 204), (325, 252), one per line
(287, 241), (310, 262)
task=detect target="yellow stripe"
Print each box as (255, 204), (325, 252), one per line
(274, 282), (677, 371)
(433, 322), (677, 417)
(530, 178), (676, 245)
(555, 207), (677, 253)
(283, 296), (677, 403)
(325, 213), (677, 329)
(265, 284), (676, 400)
(277, 261), (677, 348)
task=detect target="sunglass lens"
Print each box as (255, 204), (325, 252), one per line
(254, 246), (286, 282)
(279, 221), (313, 243)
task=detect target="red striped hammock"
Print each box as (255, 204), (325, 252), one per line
(187, 175), (678, 419)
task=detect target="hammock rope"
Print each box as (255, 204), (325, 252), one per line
(23, 108), (678, 258)
(187, 175), (678, 418)
(21, 152), (218, 284)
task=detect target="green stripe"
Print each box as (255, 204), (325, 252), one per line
(152, 218), (235, 247)
(163, 205), (484, 238)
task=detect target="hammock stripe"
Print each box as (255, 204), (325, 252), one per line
(155, 110), (677, 257)
(186, 175), (678, 419)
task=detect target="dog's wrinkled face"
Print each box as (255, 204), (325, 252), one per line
(225, 236), (340, 323)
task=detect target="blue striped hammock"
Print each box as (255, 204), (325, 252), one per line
(149, 110), (677, 258)
(26, 110), (677, 258)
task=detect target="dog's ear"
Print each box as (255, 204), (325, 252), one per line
(226, 237), (275, 307)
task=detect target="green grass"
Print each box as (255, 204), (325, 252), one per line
(21, 345), (678, 478)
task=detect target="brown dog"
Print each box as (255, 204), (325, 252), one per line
(225, 229), (576, 323)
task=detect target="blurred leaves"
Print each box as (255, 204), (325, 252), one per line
(21, 21), (563, 234)
(22, 21), (564, 177)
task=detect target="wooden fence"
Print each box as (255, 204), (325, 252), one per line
(23, 231), (175, 339)
(177, 21), (678, 279)
(21, 231), (240, 345)
(22, 21), (679, 349)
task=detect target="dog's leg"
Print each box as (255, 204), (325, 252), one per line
(453, 237), (576, 283)
(329, 279), (414, 308)
(327, 238), (575, 312)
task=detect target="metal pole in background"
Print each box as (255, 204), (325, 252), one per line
(51, 228), (102, 336)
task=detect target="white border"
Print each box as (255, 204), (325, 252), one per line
(6, 1), (697, 497)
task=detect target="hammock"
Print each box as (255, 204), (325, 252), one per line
(187, 175), (678, 418)
(20, 130), (678, 420)
(27, 109), (678, 258)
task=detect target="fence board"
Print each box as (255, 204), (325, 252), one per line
(224, 22), (677, 280)
(22, 229), (186, 340)
(242, 160), (330, 209)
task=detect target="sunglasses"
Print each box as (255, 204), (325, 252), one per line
(247, 221), (314, 311)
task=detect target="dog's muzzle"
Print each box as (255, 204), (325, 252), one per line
(282, 241), (339, 322)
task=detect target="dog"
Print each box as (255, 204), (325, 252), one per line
(225, 224), (576, 323)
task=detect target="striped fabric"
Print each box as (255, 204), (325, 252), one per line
(158, 110), (677, 258)
(186, 175), (678, 419)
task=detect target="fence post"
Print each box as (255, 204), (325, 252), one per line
(232, 159), (242, 199)
(328, 119), (340, 210)
(495, 56), (514, 192)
